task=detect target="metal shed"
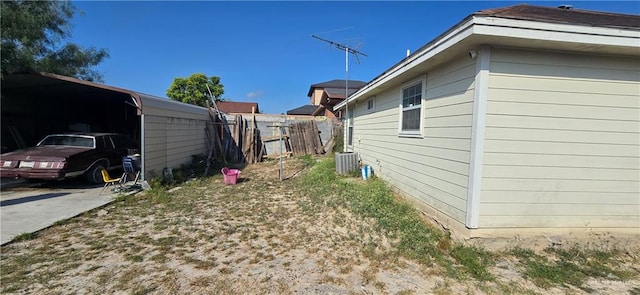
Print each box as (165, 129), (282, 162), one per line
(1, 72), (210, 181)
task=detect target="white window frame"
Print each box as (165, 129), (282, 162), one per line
(346, 107), (354, 150)
(398, 75), (426, 137)
(366, 96), (375, 112)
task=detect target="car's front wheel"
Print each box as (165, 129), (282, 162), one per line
(85, 164), (106, 184)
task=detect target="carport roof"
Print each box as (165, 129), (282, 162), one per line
(2, 72), (210, 116)
(2, 72), (144, 115)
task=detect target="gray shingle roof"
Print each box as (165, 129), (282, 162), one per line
(287, 105), (320, 115)
(307, 79), (367, 97)
(476, 4), (640, 29)
(366, 4), (639, 93)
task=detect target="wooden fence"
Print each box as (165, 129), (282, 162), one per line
(203, 103), (326, 174)
(287, 121), (324, 156)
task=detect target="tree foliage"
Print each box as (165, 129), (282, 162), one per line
(166, 73), (225, 107)
(0, 0), (109, 82)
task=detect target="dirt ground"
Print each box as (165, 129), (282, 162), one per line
(1, 157), (638, 294)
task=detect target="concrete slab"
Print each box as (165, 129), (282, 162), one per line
(1, 183), (118, 245)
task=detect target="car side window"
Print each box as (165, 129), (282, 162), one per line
(110, 135), (135, 149)
(104, 136), (116, 149)
(95, 136), (105, 149)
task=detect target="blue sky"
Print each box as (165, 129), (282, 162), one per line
(70, 1), (639, 114)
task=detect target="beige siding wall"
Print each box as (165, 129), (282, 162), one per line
(352, 57), (476, 225)
(311, 89), (324, 105)
(142, 103), (209, 179)
(481, 48), (640, 228)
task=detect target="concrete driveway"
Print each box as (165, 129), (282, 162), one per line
(0, 179), (119, 245)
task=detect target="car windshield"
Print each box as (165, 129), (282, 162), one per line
(38, 135), (95, 148)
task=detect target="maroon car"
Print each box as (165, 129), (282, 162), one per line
(0, 133), (137, 184)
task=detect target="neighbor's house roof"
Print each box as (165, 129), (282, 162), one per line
(216, 101), (260, 114)
(307, 79), (367, 97)
(323, 87), (361, 100)
(336, 4), (640, 110)
(286, 105), (320, 115)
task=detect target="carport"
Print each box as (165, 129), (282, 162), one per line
(1, 72), (210, 181)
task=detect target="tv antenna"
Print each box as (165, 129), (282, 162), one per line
(312, 35), (367, 99)
(312, 34), (367, 152)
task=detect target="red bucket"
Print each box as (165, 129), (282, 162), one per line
(221, 167), (241, 185)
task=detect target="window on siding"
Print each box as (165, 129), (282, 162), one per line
(401, 82), (422, 132)
(366, 97), (375, 111)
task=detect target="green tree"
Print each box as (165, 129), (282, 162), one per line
(0, 0), (109, 82)
(166, 73), (225, 107)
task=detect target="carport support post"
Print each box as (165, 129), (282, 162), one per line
(279, 124), (283, 182)
(140, 114), (146, 182)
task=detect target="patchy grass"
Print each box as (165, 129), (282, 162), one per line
(508, 246), (636, 290)
(11, 231), (39, 242)
(297, 158), (494, 281)
(1, 155), (638, 294)
(296, 155), (639, 290)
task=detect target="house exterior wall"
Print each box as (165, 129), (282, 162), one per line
(480, 48), (640, 230)
(140, 96), (209, 179)
(310, 89), (325, 105)
(352, 57), (477, 227)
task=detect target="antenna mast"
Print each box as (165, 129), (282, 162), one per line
(312, 35), (367, 102)
(312, 35), (367, 152)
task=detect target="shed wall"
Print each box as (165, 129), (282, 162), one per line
(141, 98), (209, 179)
(480, 48), (640, 229)
(351, 57), (476, 225)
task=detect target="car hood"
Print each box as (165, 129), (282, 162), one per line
(1, 146), (92, 161)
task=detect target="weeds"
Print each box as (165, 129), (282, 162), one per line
(296, 155), (493, 281)
(509, 246), (634, 289)
(450, 245), (494, 281)
(11, 231), (39, 242)
(295, 155), (640, 290)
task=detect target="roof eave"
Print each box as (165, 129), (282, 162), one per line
(336, 15), (639, 110)
(311, 105), (325, 116)
(335, 15), (476, 110)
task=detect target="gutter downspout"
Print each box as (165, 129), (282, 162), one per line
(466, 45), (490, 229)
